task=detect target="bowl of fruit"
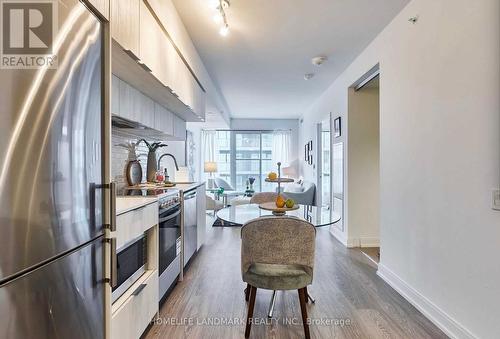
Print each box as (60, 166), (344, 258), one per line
(264, 171), (294, 183)
(259, 195), (299, 216)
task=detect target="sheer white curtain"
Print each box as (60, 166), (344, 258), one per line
(272, 130), (291, 167)
(201, 130), (218, 181)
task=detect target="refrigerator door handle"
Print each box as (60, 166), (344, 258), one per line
(109, 237), (117, 288)
(109, 182), (116, 232)
(96, 182), (116, 232)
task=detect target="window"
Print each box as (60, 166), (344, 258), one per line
(213, 131), (277, 192)
(235, 132), (266, 192)
(215, 131), (231, 184)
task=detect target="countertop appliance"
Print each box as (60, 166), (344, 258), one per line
(121, 188), (181, 302)
(183, 189), (198, 268)
(0, 1), (106, 338)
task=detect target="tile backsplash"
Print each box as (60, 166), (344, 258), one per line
(111, 128), (186, 190)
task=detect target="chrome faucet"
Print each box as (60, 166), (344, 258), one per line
(157, 153), (180, 175)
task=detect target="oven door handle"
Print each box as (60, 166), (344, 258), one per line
(159, 209), (181, 224)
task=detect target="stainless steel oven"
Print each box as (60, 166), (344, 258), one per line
(112, 234), (147, 303)
(158, 196), (182, 301)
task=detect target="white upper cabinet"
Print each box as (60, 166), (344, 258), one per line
(118, 78), (136, 122)
(139, 1), (170, 87)
(153, 103), (174, 135)
(112, 0), (206, 121)
(111, 0), (140, 58)
(140, 0), (205, 117)
(139, 94), (155, 128)
(113, 75), (183, 139)
(173, 115), (186, 140)
(114, 77), (154, 128)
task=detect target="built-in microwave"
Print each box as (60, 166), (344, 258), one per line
(112, 234), (147, 303)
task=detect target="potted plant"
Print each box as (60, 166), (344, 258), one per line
(138, 139), (168, 182)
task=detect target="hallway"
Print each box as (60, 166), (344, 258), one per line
(145, 227), (447, 339)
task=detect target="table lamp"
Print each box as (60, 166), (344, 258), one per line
(204, 161), (218, 189)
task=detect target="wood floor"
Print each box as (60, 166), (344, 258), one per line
(144, 227), (447, 339)
(359, 247), (380, 265)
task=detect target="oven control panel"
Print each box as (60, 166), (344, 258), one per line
(159, 195), (180, 210)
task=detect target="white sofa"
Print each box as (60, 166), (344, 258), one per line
(281, 181), (316, 206)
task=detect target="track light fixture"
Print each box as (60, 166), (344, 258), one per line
(212, 0), (230, 37)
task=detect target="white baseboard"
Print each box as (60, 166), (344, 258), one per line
(377, 264), (476, 339)
(329, 226), (348, 246)
(346, 237), (380, 248)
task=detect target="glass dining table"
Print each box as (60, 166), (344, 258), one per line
(217, 203), (341, 318)
(216, 203), (341, 227)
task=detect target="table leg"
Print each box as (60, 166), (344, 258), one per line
(267, 290), (276, 318)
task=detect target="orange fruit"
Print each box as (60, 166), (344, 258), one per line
(276, 195), (286, 208)
(268, 172), (278, 180)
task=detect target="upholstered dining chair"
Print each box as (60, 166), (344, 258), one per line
(249, 192), (280, 204)
(241, 216), (316, 339)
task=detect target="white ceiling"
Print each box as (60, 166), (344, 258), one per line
(173, 0), (409, 119)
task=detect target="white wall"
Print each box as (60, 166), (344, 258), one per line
(347, 86), (380, 247)
(298, 0), (500, 338)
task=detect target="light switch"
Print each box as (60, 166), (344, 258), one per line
(493, 189), (500, 211)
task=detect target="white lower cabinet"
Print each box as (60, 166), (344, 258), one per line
(111, 202), (159, 339)
(111, 271), (158, 339)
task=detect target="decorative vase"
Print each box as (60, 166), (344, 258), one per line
(146, 150), (157, 182)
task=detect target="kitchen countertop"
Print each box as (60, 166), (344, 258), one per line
(116, 196), (158, 215)
(173, 182), (205, 193)
(116, 182), (205, 215)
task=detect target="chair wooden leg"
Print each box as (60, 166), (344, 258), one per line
(245, 283), (250, 302)
(245, 286), (257, 338)
(298, 288), (311, 339)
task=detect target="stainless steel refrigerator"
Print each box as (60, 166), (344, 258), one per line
(0, 0), (105, 338)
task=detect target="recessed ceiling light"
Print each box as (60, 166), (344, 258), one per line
(312, 56), (328, 66)
(304, 73), (315, 80)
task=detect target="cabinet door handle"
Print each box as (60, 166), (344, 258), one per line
(132, 284), (147, 296)
(138, 62), (152, 73)
(124, 49), (140, 61)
